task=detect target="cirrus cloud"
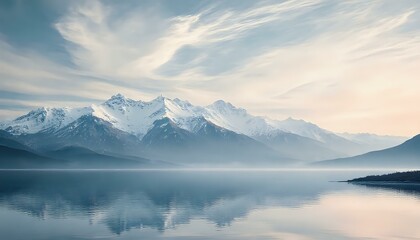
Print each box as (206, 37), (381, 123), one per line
(0, 0), (419, 136)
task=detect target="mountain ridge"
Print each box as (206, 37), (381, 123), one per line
(312, 134), (420, 168)
(0, 94), (408, 164)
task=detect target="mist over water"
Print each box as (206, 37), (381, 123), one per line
(1, 170), (420, 240)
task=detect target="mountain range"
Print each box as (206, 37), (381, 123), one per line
(313, 134), (420, 168)
(0, 94), (409, 168)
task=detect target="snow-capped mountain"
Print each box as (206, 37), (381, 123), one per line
(0, 94), (306, 139)
(1, 94), (201, 138)
(91, 94), (206, 138)
(0, 94), (407, 162)
(203, 100), (276, 136)
(338, 132), (407, 150)
(1, 107), (92, 135)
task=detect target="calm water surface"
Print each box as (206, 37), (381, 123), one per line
(1, 170), (420, 240)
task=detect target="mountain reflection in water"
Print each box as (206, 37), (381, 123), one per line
(1, 170), (420, 240)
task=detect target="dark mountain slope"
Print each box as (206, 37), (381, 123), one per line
(142, 118), (294, 166)
(0, 145), (56, 168)
(16, 115), (141, 154)
(142, 117), (196, 148)
(45, 146), (161, 168)
(255, 131), (344, 161)
(0, 144), (170, 169)
(313, 134), (420, 168)
(0, 135), (35, 152)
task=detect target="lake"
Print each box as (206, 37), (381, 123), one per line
(1, 169), (420, 240)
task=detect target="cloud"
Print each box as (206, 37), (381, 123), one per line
(54, 0), (321, 80)
(194, 1), (420, 136)
(0, 38), (159, 118)
(0, 0), (419, 135)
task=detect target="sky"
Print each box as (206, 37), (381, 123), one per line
(0, 0), (419, 136)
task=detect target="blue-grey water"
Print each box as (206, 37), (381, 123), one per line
(1, 169), (420, 240)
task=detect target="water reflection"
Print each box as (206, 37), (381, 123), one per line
(349, 181), (420, 200)
(0, 170), (420, 239)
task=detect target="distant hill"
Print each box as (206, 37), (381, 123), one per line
(0, 132), (57, 168)
(0, 135), (35, 152)
(0, 145), (57, 168)
(0, 130), (33, 151)
(0, 142), (170, 169)
(45, 146), (170, 168)
(45, 146), (171, 169)
(313, 134), (420, 168)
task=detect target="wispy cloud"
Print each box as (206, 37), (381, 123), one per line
(55, 0), (321, 80)
(0, 0), (419, 135)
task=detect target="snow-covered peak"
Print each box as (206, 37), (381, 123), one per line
(2, 106), (91, 135)
(338, 132), (407, 149)
(173, 98), (193, 108)
(110, 93), (126, 101)
(0, 94), (342, 143)
(155, 97), (205, 133)
(104, 93), (139, 107)
(278, 117), (319, 129)
(208, 100), (246, 114)
(153, 94), (165, 101)
(89, 95), (205, 138)
(273, 117), (334, 143)
(210, 99), (233, 108)
(204, 101), (274, 136)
